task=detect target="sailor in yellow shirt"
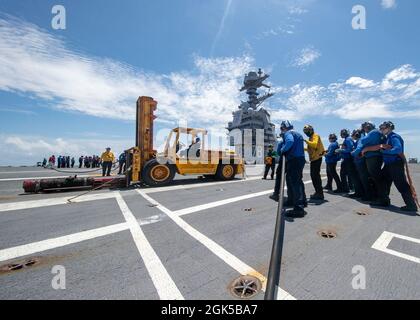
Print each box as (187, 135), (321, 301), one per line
(303, 125), (326, 200)
(101, 147), (115, 177)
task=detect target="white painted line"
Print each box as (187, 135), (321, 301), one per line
(0, 174), (98, 182)
(372, 231), (420, 264)
(0, 170), (53, 174)
(143, 176), (261, 194)
(0, 192), (118, 213)
(115, 193), (184, 300)
(175, 190), (272, 216)
(0, 222), (128, 262)
(174, 179), (317, 217)
(0, 213), (167, 263)
(137, 189), (296, 300)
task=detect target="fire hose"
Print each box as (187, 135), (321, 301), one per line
(264, 155), (287, 300)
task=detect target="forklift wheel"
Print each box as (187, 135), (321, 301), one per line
(215, 164), (236, 181)
(142, 159), (175, 187)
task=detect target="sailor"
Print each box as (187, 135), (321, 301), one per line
(71, 157), (75, 168)
(118, 152), (126, 175)
(350, 129), (372, 201)
(324, 133), (342, 192)
(42, 158), (47, 167)
(303, 125), (325, 200)
(187, 137), (201, 159)
(336, 129), (354, 193)
(101, 147), (115, 177)
(57, 156), (62, 168)
(371, 122), (417, 212)
(66, 156), (70, 168)
(84, 156), (89, 168)
(263, 144), (277, 180)
(270, 121), (306, 218)
(352, 121), (388, 207)
(79, 156), (83, 168)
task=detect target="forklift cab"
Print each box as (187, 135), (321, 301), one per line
(163, 127), (208, 162)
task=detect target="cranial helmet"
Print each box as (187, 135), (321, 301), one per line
(280, 120), (293, 130)
(303, 125), (314, 137)
(351, 129), (362, 139)
(340, 129), (350, 138)
(379, 121), (395, 131)
(329, 133), (337, 141)
(361, 121), (376, 132)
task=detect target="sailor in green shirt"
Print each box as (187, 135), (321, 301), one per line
(263, 144), (277, 180)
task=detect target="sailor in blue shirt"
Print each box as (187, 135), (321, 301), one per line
(379, 121), (417, 212)
(352, 121), (389, 207)
(269, 120), (307, 217)
(336, 129), (355, 193)
(351, 129), (374, 201)
(323, 134), (343, 192)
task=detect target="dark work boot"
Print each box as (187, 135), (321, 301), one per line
(310, 193), (324, 201)
(401, 192), (417, 212)
(348, 193), (363, 199)
(400, 205), (418, 212)
(370, 199), (391, 207)
(285, 208), (306, 218)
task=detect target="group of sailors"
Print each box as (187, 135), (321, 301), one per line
(42, 148), (127, 177)
(265, 120), (418, 218)
(79, 155), (102, 168)
(57, 155), (75, 168)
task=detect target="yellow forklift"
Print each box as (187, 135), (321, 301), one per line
(125, 96), (245, 187)
(23, 96), (244, 193)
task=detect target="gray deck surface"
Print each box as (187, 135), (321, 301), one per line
(0, 164), (419, 300)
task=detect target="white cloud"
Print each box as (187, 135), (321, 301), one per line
(288, 6), (308, 15)
(0, 15), (251, 130)
(333, 100), (394, 120)
(270, 64), (420, 121)
(292, 46), (321, 68)
(210, 0), (233, 56)
(2, 15), (420, 164)
(0, 108), (36, 115)
(345, 77), (376, 88)
(256, 25), (296, 39)
(1, 134), (132, 165)
(381, 0), (397, 9)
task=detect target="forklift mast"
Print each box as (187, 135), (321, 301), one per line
(126, 96), (157, 185)
(136, 96), (157, 161)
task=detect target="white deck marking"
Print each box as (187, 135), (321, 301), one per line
(372, 231), (420, 264)
(0, 222), (128, 262)
(115, 193), (184, 300)
(0, 174), (100, 182)
(0, 215), (167, 262)
(0, 192), (117, 212)
(0, 176), (261, 212)
(0, 171), (56, 174)
(175, 179), (317, 216)
(138, 190), (296, 300)
(142, 176), (261, 194)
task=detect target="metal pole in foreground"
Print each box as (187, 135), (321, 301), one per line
(264, 155), (287, 300)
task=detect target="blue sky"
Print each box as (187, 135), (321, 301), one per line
(0, 0), (419, 165)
